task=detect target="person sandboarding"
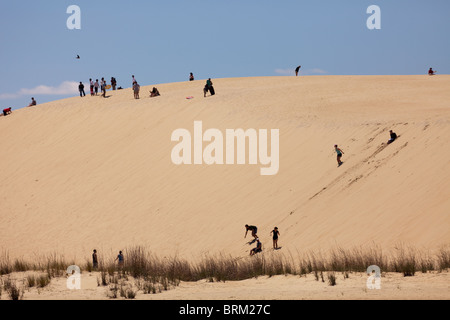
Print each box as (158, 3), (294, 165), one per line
(250, 238), (262, 256)
(335, 145), (344, 167)
(387, 130), (397, 145)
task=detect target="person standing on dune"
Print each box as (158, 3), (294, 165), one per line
(295, 66), (301, 76)
(133, 82), (140, 99)
(90, 78), (94, 96)
(101, 78), (106, 98)
(94, 79), (99, 96)
(78, 82), (86, 97)
(92, 249), (98, 269)
(270, 227), (280, 249)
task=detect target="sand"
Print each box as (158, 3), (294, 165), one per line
(1, 271), (448, 300)
(0, 75), (449, 299)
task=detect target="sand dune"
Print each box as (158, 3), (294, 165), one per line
(0, 75), (449, 262)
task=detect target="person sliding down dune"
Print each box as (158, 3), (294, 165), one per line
(387, 130), (397, 144)
(250, 238), (262, 256)
(334, 145), (344, 167)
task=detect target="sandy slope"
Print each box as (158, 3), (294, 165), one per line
(0, 75), (449, 263)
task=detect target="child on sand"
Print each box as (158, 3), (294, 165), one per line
(335, 145), (344, 166)
(270, 227), (280, 249)
(250, 238), (262, 256)
(428, 68), (436, 75)
(245, 224), (258, 239)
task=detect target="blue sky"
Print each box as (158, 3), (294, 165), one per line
(1, 0), (449, 110)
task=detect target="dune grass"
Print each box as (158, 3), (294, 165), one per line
(1, 244), (449, 299)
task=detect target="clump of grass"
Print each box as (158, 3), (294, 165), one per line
(37, 274), (51, 288)
(437, 246), (450, 271)
(327, 272), (337, 286)
(3, 278), (24, 300)
(391, 246), (416, 277)
(119, 284), (137, 299)
(108, 284), (119, 299)
(26, 274), (37, 288)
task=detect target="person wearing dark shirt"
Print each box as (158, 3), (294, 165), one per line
(79, 82), (86, 97)
(387, 130), (397, 144)
(92, 249), (98, 269)
(295, 65), (301, 76)
(28, 97), (37, 107)
(245, 224), (258, 239)
(115, 251), (124, 269)
(270, 227), (280, 249)
(250, 238), (262, 256)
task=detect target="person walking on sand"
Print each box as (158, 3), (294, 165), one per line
(115, 251), (124, 269)
(79, 82), (86, 97)
(295, 65), (301, 76)
(245, 224), (258, 240)
(387, 130), (397, 145)
(189, 73), (194, 81)
(270, 227), (280, 249)
(92, 249), (98, 269)
(250, 238), (262, 256)
(335, 145), (344, 166)
(94, 79), (99, 95)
